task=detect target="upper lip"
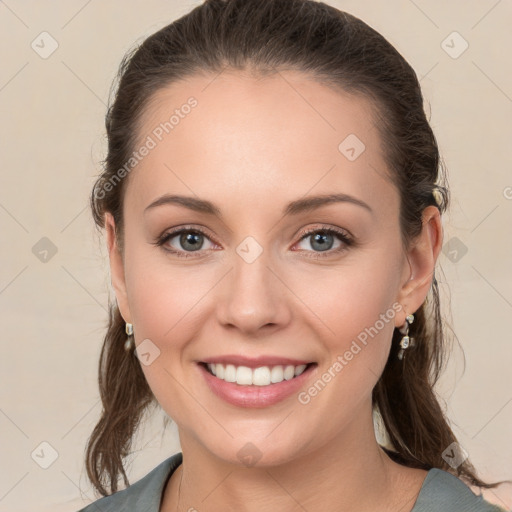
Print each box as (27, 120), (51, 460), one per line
(200, 355), (314, 369)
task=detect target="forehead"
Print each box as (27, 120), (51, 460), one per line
(125, 69), (398, 220)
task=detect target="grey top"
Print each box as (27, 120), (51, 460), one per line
(77, 452), (505, 512)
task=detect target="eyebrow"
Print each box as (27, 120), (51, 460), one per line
(144, 192), (373, 217)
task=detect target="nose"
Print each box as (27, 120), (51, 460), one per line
(215, 247), (292, 336)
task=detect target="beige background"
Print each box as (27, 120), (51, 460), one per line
(0, 1), (511, 511)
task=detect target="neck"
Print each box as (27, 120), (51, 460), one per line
(162, 403), (424, 512)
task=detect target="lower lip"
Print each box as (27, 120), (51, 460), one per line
(197, 363), (318, 408)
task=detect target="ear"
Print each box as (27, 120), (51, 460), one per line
(105, 212), (132, 324)
(395, 205), (443, 327)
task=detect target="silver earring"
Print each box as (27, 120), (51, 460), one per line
(397, 314), (415, 360)
(124, 322), (135, 352)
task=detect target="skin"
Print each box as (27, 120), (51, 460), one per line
(105, 69), (442, 512)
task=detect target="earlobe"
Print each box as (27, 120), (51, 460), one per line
(105, 212), (132, 324)
(396, 206), (443, 325)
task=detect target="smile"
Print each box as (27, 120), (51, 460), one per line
(202, 362), (314, 386)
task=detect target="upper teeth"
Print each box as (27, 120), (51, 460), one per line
(207, 363), (308, 386)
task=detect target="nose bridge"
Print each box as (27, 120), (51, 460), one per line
(216, 234), (289, 332)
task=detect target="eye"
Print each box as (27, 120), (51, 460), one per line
(293, 225), (353, 258)
(153, 224), (353, 259)
(154, 226), (218, 258)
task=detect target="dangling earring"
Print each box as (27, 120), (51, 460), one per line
(397, 314), (415, 360)
(124, 322), (135, 352)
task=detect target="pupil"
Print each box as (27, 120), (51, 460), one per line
(312, 232), (333, 252)
(181, 232), (202, 251)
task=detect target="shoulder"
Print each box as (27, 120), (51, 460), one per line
(413, 468), (506, 512)
(76, 452), (183, 512)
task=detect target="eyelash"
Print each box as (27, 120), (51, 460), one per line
(153, 224), (353, 260)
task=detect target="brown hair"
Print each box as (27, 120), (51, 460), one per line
(86, 0), (509, 497)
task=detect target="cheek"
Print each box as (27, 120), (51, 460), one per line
(291, 257), (401, 368)
(126, 261), (215, 343)
(123, 229), (191, 313)
(123, 256), (217, 421)
(290, 275), (399, 417)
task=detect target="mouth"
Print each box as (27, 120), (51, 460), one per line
(198, 361), (317, 387)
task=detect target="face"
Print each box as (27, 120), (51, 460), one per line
(106, 69), (440, 467)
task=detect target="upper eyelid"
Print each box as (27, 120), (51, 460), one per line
(298, 225), (351, 239)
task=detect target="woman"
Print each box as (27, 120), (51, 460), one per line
(78, 0), (509, 510)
